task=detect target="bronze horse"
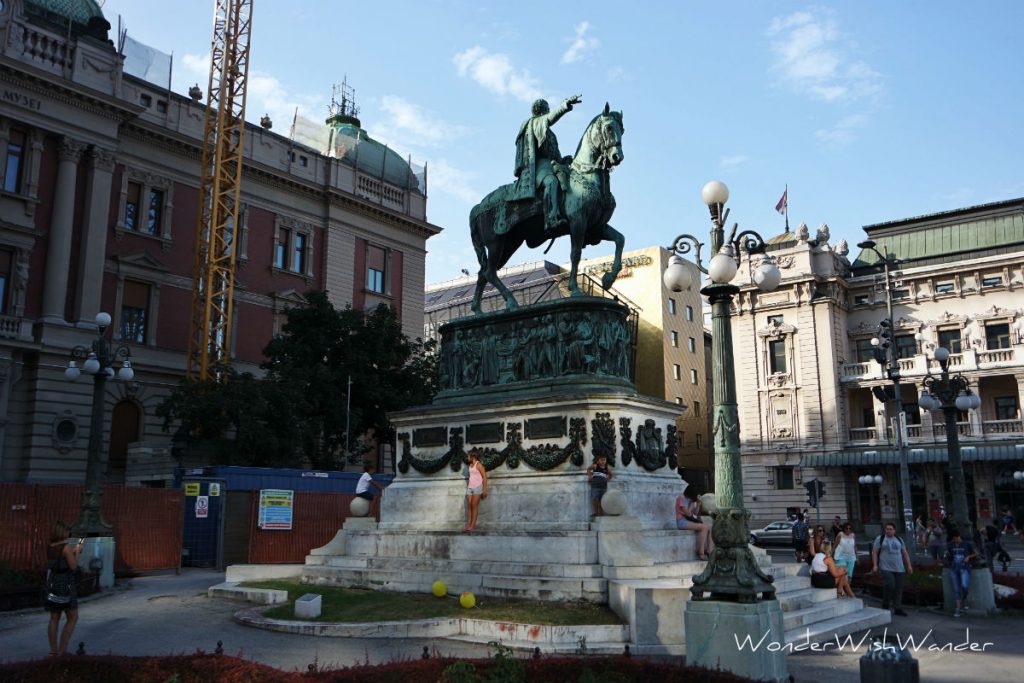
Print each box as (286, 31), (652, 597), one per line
(469, 104), (625, 313)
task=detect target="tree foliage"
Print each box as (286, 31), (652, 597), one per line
(157, 291), (438, 469)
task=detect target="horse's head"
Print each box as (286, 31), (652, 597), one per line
(577, 102), (624, 171)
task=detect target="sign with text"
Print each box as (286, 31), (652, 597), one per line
(208, 483), (220, 497)
(195, 496), (209, 519)
(184, 482), (200, 497)
(258, 489), (294, 530)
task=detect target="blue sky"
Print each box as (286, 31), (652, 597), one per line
(100, 0), (1024, 284)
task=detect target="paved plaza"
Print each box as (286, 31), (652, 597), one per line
(1, 567), (1022, 681)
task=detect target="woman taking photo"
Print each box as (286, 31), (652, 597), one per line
(45, 520), (82, 656)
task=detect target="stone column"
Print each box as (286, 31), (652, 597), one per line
(73, 147), (116, 326)
(41, 137), (86, 323)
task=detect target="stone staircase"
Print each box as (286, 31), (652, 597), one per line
(301, 520), (890, 654)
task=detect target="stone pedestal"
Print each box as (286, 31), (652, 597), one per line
(684, 599), (788, 682)
(942, 567), (997, 614)
(386, 391), (682, 532)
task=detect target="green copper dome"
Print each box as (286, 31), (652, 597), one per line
(27, 0), (105, 26)
(328, 116), (422, 192)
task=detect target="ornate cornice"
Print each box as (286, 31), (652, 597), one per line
(757, 320), (797, 338)
(0, 58), (138, 124)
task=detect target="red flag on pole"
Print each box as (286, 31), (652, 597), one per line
(775, 188), (788, 215)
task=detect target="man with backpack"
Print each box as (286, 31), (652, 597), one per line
(791, 512), (809, 563)
(871, 521), (914, 616)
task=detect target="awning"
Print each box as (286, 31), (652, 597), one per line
(799, 443), (1024, 468)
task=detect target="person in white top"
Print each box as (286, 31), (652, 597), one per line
(833, 522), (858, 578)
(355, 464), (385, 500)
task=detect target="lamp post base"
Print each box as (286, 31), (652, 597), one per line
(691, 507), (776, 602)
(684, 598), (789, 682)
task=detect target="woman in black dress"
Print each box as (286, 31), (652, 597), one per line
(45, 520), (82, 656)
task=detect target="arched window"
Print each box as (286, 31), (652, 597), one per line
(108, 400), (141, 482)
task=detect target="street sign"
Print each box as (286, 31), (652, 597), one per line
(195, 495), (209, 519)
(184, 482), (200, 496)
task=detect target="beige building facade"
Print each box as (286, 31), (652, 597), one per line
(727, 200), (1024, 532)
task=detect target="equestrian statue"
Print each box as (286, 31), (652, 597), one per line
(470, 96), (626, 313)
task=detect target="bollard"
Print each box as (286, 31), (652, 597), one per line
(422, 646), (430, 659)
(533, 647), (541, 660)
(859, 635), (920, 683)
(76, 642), (85, 655)
(215, 640), (223, 655)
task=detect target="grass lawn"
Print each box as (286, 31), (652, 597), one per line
(240, 580), (624, 625)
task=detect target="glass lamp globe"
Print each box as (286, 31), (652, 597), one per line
(82, 353), (101, 374)
(754, 259), (782, 292)
(118, 360), (134, 381)
(701, 180), (729, 207)
(662, 255), (693, 292)
(969, 393), (981, 410)
(918, 392), (932, 410)
(933, 347), (950, 362)
(708, 248), (739, 284)
(95, 312), (112, 328)
(64, 361), (81, 381)
(870, 338), (880, 347)
(955, 392), (972, 411)
(858, 476), (867, 485)
(873, 475), (884, 485)
(1014, 471), (1024, 481)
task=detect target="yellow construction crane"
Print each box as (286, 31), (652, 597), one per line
(187, 0), (253, 381)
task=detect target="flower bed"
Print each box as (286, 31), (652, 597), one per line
(850, 557), (1022, 609)
(0, 653), (756, 683)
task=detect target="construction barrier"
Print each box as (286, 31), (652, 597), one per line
(247, 491), (376, 564)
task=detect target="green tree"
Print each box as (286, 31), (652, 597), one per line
(158, 291), (437, 469)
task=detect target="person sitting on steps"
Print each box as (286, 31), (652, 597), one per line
(675, 485), (712, 561)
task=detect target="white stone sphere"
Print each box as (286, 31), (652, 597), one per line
(601, 489), (627, 516)
(349, 496), (371, 517)
(699, 492), (717, 514)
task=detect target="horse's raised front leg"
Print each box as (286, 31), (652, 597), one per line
(599, 224), (626, 291)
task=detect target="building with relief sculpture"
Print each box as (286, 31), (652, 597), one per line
(728, 199), (1024, 533)
(423, 246), (714, 488)
(0, 1), (441, 484)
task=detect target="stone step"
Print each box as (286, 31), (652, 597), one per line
(776, 586), (837, 612)
(312, 555), (604, 579)
(782, 597), (865, 631)
(342, 529), (599, 565)
(784, 606), (892, 646)
(302, 564), (608, 602)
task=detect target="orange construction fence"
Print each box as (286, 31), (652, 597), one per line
(0, 484), (183, 573)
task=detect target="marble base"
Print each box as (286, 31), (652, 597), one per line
(684, 599), (789, 682)
(385, 391), (684, 531)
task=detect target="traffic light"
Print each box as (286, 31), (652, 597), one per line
(804, 479), (826, 507)
(805, 480), (818, 507)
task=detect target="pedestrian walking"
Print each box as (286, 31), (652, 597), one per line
(871, 521), (913, 616)
(791, 512), (809, 563)
(945, 530), (978, 617)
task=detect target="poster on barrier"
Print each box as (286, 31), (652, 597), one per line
(195, 496), (209, 519)
(258, 489), (294, 530)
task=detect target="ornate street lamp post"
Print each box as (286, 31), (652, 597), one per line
(857, 239), (917, 555)
(917, 347), (980, 539)
(663, 181), (782, 601)
(64, 312), (134, 537)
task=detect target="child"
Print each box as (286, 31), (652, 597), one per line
(464, 449), (487, 532)
(587, 454), (613, 517)
(355, 463), (385, 500)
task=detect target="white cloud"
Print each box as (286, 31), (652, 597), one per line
(814, 113), (868, 148)
(562, 21), (600, 64)
(719, 154), (749, 169)
(767, 11), (882, 104)
(607, 66), (626, 82)
(427, 158), (480, 205)
(453, 46), (543, 102)
(368, 96), (470, 151)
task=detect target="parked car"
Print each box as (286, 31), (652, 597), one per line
(749, 520), (796, 547)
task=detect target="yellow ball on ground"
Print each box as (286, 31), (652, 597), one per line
(431, 580), (447, 598)
(460, 591), (476, 609)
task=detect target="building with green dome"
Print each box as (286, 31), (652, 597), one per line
(0, 0), (442, 485)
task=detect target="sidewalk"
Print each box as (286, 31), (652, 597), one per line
(0, 569), (1021, 681)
